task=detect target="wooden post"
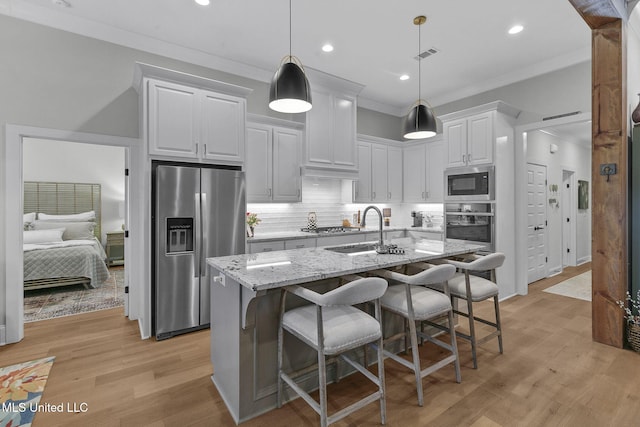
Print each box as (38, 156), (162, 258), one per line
(568, 0), (627, 347)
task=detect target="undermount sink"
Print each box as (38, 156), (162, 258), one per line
(324, 243), (379, 255)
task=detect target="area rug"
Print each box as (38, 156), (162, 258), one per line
(0, 356), (55, 427)
(24, 267), (124, 322)
(543, 270), (591, 301)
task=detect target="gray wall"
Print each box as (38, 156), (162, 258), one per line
(357, 107), (403, 140)
(434, 61), (592, 126)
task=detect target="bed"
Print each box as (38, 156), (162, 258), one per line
(23, 182), (110, 290)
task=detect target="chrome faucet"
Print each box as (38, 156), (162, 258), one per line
(360, 205), (387, 253)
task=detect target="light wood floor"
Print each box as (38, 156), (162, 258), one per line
(3, 262), (639, 426)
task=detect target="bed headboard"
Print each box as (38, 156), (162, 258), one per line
(23, 181), (102, 239)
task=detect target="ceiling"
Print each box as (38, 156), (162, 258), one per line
(0, 0), (592, 116)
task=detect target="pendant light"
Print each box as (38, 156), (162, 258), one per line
(403, 15), (437, 139)
(269, 0), (312, 113)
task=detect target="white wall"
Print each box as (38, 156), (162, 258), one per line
(23, 138), (125, 245)
(527, 129), (592, 272)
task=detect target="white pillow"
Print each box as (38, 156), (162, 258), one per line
(23, 212), (36, 223)
(33, 221), (95, 240)
(23, 228), (65, 244)
(38, 210), (96, 222)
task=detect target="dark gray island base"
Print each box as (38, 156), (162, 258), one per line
(206, 237), (482, 424)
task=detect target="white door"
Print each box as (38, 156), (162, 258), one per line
(444, 119), (466, 168)
(426, 141), (445, 202)
(201, 91), (245, 163)
(527, 163), (548, 283)
(403, 144), (426, 202)
(354, 143), (371, 202)
(467, 112), (493, 165)
(387, 146), (403, 202)
(272, 127), (301, 202)
(245, 125), (272, 202)
(371, 143), (388, 202)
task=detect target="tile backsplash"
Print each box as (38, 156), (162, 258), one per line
(247, 177), (443, 234)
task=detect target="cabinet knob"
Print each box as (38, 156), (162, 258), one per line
(372, 191), (376, 199)
(462, 154), (466, 163)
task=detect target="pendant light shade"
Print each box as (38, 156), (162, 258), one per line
(403, 103), (437, 139)
(403, 15), (436, 140)
(269, 0), (312, 114)
(269, 58), (312, 113)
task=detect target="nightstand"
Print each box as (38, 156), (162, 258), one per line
(106, 231), (125, 266)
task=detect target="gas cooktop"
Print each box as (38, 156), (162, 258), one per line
(300, 226), (361, 234)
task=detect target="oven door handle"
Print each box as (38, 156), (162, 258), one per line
(534, 225), (545, 231)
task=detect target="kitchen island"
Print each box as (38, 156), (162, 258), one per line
(206, 237), (482, 424)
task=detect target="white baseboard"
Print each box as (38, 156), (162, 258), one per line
(138, 318), (150, 340)
(0, 325), (6, 346)
(577, 256), (592, 265)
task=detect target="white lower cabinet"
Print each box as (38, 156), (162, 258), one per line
(384, 230), (405, 240)
(407, 230), (443, 241)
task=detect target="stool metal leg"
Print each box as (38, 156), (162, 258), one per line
(316, 306), (328, 427)
(464, 272), (478, 369)
(404, 284), (424, 407)
(277, 289), (286, 408)
(494, 295), (503, 354)
(447, 309), (462, 383)
(374, 299), (387, 425)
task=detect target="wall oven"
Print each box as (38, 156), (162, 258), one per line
(445, 165), (494, 201)
(445, 202), (494, 253)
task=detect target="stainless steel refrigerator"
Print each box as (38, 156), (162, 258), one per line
(152, 162), (245, 340)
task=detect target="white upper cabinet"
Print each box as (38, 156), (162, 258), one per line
(246, 116), (302, 203)
(403, 138), (445, 203)
(354, 136), (403, 203)
(440, 101), (520, 169)
(134, 63), (252, 165)
(444, 111), (492, 168)
(148, 79), (199, 158)
(302, 69), (363, 179)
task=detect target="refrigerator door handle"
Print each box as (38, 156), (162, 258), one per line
(200, 191), (208, 277)
(194, 192), (201, 278)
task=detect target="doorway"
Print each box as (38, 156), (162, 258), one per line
(3, 125), (144, 344)
(22, 138), (127, 321)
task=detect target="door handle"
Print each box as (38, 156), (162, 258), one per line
(534, 226), (545, 231)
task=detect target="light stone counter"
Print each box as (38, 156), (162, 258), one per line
(208, 236), (471, 292)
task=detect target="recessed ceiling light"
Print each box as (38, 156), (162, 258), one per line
(195, 0), (210, 5)
(508, 24), (524, 35)
(322, 44), (334, 53)
(400, 74), (410, 81)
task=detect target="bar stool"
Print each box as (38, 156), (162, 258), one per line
(420, 252), (505, 369)
(277, 277), (388, 427)
(370, 263), (460, 407)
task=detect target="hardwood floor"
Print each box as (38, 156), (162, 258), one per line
(2, 263), (639, 426)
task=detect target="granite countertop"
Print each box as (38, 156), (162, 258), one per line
(207, 237), (482, 292)
(248, 226), (443, 243)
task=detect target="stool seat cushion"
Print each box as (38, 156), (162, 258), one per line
(381, 285), (451, 320)
(283, 305), (381, 355)
(427, 273), (498, 301)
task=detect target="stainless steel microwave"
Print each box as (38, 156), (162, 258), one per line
(445, 165), (495, 201)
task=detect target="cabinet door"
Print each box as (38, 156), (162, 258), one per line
(148, 79), (198, 158)
(201, 91), (246, 163)
(467, 112), (493, 165)
(306, 89), (333, 166)
(387, 146), (403, 202)
(426, 141), (445, 202)
(444, 119), (467, 168)
(354, 143), (371, 202)
(371, 144), (388, 202)
(403, 144), (426, 202)
(246, 124), (272, 203)
(332, 94), (357, 169)
(273, 127), (302, 202)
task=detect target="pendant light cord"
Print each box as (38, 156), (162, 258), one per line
(418, 20), (421, 103)
(289, 0), (292, 61)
